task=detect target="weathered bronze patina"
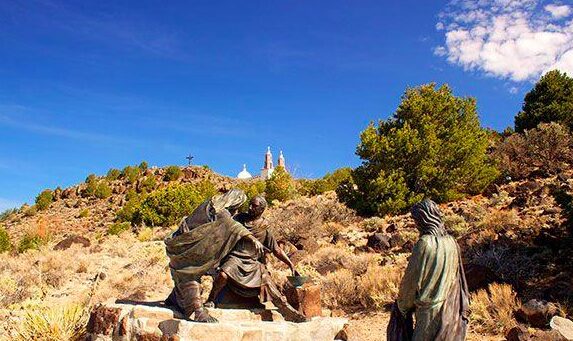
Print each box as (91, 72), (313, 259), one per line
(388, 199), (469, 341)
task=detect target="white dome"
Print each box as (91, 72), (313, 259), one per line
(237, 164), (252, 179)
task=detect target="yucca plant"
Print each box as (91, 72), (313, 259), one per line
(14, 303), (88, 341)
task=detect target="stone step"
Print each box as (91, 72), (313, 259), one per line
(87, 303), (348, 341)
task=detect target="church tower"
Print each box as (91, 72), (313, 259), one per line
(261, 146), (274, 179)
(278, 150), (286, 169)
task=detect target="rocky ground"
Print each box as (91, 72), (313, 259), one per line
(1, 167), (573, 340)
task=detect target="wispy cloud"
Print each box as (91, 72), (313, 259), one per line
(435, 0), (573, 82)
(0, 0), (188, 60)
(0, 113), (141, 145)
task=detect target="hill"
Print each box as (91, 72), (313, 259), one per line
(0, 165), (572, 340)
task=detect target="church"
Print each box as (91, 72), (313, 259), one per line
(237, 147), (287, 180)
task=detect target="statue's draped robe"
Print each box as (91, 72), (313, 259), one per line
(395, 234), (469, 341)
(165, 198), (251, 315)
(220, 214), (278, 298)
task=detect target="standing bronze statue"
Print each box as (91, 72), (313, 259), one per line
(164, 189), (264, 323)
(206, 195), (307, 322)
(388, 199), (470, 341)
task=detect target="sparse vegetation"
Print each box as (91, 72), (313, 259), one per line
(495, 122), (572, 179)
(469, 283), (521, 335)
(0, 226), (11, 253)
(121, 166), (141, 184)
(17, 233), (45, 253)
(78, 209), (89, 218)
(13, 303), (88, 341)
(139, 161), (149, 172)
(106, 168), (121, 181)
(163, 166), (182, 182)
(107, 222), (131, 235)
(35, 190), (54, 211)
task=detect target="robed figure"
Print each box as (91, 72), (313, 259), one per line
(164, 189), (264, 323)
(388, 199), (470, 341)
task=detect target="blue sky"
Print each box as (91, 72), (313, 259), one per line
(1, 0), (572, 210)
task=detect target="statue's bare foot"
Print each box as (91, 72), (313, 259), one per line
(204, 301), (215, 309)
(193, 308), (218, 323)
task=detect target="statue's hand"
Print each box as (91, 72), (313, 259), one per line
(248, 236), (264, 257)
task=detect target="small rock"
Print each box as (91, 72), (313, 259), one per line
(516, 299), (560, 328)
(385, 223), (397, 234)
(53, 235), (91, 250)
(366, 233), (391, 251)
(551, 316), (573, 340)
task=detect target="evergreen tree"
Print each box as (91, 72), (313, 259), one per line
(265, 166), (296, 203)
(339, 83), (498, 216)
(515, 70), (573, 132)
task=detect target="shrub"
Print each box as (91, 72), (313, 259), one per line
(139, 176), (157, 193)
(164, 166), (182, 182)
(14, 303), (88, 341)
(495, 122), (572, 179)
(106, 168), (121, 181)
(443, 213), (470, 238)
(361, 217), (386, 233)
(470, 283), (520, 335)
(357, 264), (402, 309)
(339, 83), (498, 216)
(515, 70), (573, 132)
(122, 166), (140, 184)
(118, 181), (216, 227)
(23, 205), (37, 217)
(18, 233), (45, 253)
(78, 209), (89, 218)
(137, 227), (154, 242)
(35, 190), (54, 211)
(85, 174), (97, 183)
(139, 161), (149, 172)
(322, 268), (358, 308)
(297, 168), (353, 197)
(94, 181), (112, 199)
(108, 222), (131, 235)
(479, 209), (521, 233)
(236, 180), (266, 211)
(266, 166), (296, 203)
(116, 192), (143, 223)
(0, 226), (11, 253)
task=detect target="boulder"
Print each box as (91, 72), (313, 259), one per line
(54, 235), (91, 250)
(551, 316), (573, 340)
(366, 233), (391, 252)
(86, 302), (348, 341)
(516, 299), (560, 328)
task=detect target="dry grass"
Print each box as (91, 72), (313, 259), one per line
(301, 246), (379, 276)
(12, 303), (88, 341)
(322, 268), (358, 308)
(357, 264), (402, 309)
(479, 209), (521, 233)
(469, 283), (520, 335)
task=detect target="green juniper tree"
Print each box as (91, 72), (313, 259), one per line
(515, 70), (573, 132)
(338, 83), (498, 216)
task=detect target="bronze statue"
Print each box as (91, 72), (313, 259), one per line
(206, 195), (307, 322)
(388, 199), (469, 341)
(164, 189), (264, 323)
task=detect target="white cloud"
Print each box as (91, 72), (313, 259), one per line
(545, 4), (572, 19)
(435, 0), (573, 82)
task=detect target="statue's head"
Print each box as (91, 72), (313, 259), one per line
(248, 195), (267, 219)
(411, 198), (447, 236)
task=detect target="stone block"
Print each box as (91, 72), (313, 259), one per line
(87, 304), (123, 336)
(285, 283), (322, 318)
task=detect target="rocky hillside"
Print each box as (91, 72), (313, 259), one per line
(1, 166), (245, 241)
(1, 166), (573, 340)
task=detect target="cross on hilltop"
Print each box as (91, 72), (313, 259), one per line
(185, 154), (194, 166)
